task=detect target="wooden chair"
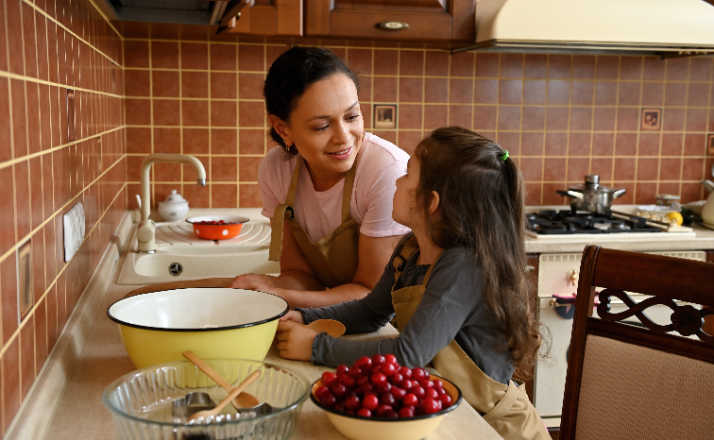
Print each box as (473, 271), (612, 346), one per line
(560, 245), (714, 440)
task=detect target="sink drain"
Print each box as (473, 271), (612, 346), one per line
(168, 262), (183, 276)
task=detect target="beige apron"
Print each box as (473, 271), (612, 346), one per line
(268, 157), (360, 288)
(390, 237), (550, 440)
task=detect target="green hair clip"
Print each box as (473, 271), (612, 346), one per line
(501, 150), (509, 161)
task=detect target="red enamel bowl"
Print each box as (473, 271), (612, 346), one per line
(186, 216), (249, 240)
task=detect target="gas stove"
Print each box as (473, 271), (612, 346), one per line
(526, 209), (663, 235)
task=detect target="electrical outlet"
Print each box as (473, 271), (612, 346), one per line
(63, 202), (85, 262)
(707, 133), (714, 155)
(17, 240), (33, 322)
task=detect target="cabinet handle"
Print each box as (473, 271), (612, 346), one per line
(525, 264), (536, 273)
(375, 21), (409, 31)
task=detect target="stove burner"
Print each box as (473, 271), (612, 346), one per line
(526, 209), (662, 235)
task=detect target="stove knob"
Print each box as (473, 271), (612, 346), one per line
(567, 269), (578, 286)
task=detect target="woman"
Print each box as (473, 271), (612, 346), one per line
(231, 46), (410, 308)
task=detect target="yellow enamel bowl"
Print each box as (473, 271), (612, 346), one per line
(107, 288), (288, 368)
(310, 374), (462, 440)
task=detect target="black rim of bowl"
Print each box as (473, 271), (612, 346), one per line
(309, 374), (463, 422)
(106, 288), (288, 332)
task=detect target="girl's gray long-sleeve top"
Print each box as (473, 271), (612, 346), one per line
(299, 238), (515, 384)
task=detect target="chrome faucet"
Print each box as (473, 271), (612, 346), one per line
(137, 154), (207, 253)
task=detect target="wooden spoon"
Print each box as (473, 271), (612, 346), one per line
(307, 319), (346, 337)
(182, 351), (260, 408)
(188, 369), (261, 422)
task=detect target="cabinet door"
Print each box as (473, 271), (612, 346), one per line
(225, 0), (302, 36)
(305, 0), (474, 41)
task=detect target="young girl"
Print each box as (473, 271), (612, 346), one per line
(276, 127), (548, 439)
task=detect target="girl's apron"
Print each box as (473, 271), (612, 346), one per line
(268, 157), (360, 288)
(390, 237), (550, 440)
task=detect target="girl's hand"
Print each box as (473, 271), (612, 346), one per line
(275, 320), (317, 361)
(280, 310), (304, 323)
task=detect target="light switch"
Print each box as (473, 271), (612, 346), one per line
(63, 202), (85, 262)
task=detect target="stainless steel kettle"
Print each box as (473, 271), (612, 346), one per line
(557, 174), (626, 214)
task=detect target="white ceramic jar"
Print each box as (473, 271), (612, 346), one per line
(158, 190), (189, 222)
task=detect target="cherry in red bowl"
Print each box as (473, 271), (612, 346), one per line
(310, 354), (462, 440)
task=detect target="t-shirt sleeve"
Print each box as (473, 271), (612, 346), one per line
(258, 149), (287, 219)
(357, 154), (411, 238)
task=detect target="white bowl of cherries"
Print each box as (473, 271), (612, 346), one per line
(310, 354), (462, 440)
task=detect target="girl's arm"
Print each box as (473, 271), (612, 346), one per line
(309, 251), (481, 368)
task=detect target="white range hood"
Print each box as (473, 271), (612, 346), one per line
(467, 0), (714, 55)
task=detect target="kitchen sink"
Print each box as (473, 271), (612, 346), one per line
(116, 209), (280, 285)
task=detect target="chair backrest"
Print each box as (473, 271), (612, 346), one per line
(560, 245), (714, 440)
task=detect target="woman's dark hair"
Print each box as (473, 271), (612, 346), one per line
(414, 127), (540, 373)
(264, 46), (359, 154)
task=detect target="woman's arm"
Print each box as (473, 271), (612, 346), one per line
(233, 221), (402, 307)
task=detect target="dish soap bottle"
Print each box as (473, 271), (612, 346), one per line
(158, 190), (189, 222)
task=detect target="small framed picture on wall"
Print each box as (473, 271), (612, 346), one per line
(641, 108), (661, 130)
(374, 104), (397, 129)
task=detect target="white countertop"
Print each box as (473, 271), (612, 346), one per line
(5, 213), (501, 440)
(524, 205), (714, 254)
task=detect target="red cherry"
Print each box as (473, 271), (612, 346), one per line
(358, 382), (374, 395)
(337, 364), (350, 376)
(384, 354), (397, 365)
(344, 394), (361, 410)
(412, 367), (428, 380)
(356, 408), (372, 418)
(420, 379), (435, 389)
(370, 372), (387, 386)
(398, 406), (415, 418)
(384, 410), (399, 419)
(381, 362), (397, 376)
(376, 404), (393, 417)
(390, 385), (407, 400)
(379, 392), (396, 407)
(400, 379), (414, 390)
(316, 385), (331, 400)
(440, 393), (453, 407)
(402, 393), (418, 407)
(356, 375), (370, 386)
(362, 393), (379, 410)
(425, 387), (439, 400)
(320, 393), (337, 407)
(330, 382), (348, 398)
(412, 385), (426, 399)
(420, 397), (443, 414)
(355, 356), (373, 369)
(375, 381), (392, 394)
(372, 354), (386, 366)
(348, 366), (364, 378)
(390, 373), (404, 385)
(321, 371), (338, 386)
(399, 366), (412, 378)
(339, 374), (356, 388)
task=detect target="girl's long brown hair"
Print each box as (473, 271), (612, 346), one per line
(415, 127), (540, 372)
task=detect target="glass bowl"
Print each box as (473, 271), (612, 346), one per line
(103, 359), (309, 440)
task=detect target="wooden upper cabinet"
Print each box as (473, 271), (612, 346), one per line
(305, 0), (475, 41)
(225, 0), (303, 36)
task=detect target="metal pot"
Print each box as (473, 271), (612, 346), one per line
(556, 174), (626, 214)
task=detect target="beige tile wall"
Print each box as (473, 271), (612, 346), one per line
(120, 27), (713, 209)
(0, 0), (125, 434)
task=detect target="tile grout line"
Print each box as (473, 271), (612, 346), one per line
(0, 126), (125, 171)
(0, 179), (128, 360)
(22, 0), (121, 68)
(0, 71), (123, 99)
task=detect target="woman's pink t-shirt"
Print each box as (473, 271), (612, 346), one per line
(258, 132), (411, 243)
